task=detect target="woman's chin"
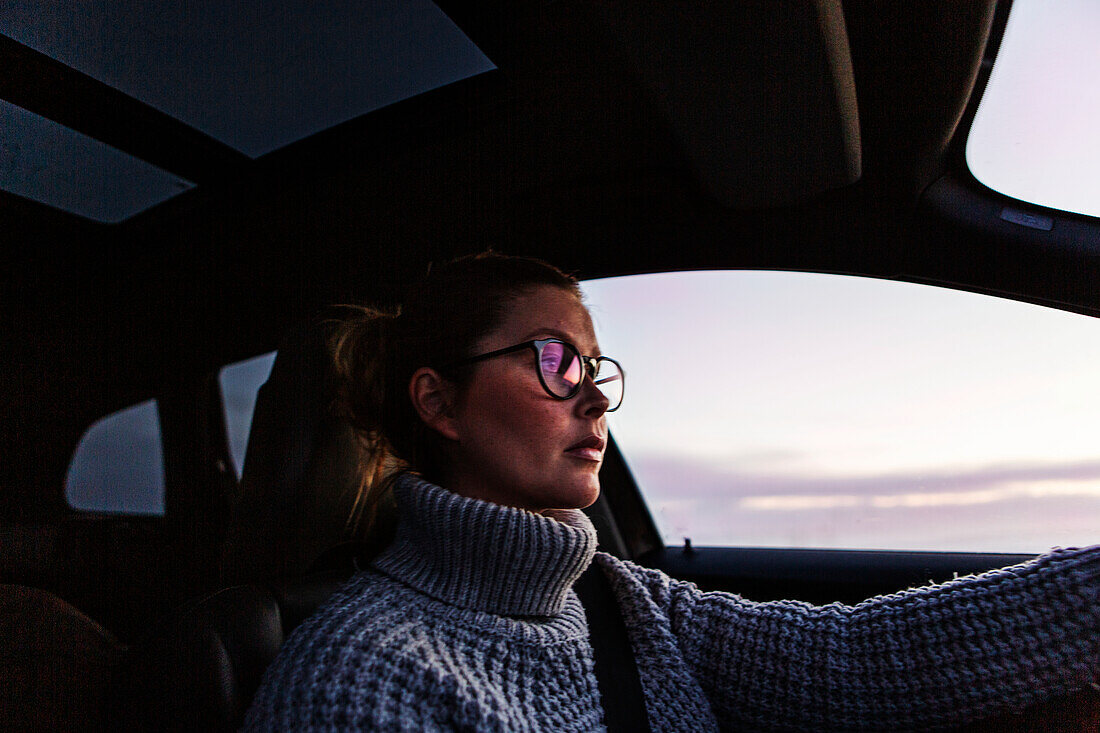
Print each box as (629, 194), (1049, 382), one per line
(539, 480), (601, 512)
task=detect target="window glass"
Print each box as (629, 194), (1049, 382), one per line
(219, 352), (277, 478)
(966, 0), (1100, 218)
(65, 399), (165, 515)
(0, 99), (194, 223)
(1, 0), (494, 158)
(581, 272), (1100, 553)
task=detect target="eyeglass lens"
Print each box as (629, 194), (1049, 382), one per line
(539, 341), (623, 408)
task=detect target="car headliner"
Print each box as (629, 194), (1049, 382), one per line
(2, 0), (1098, 518)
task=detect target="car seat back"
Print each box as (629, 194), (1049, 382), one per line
(1, 584), (124, 732)
(116, 317), (372, 729)
(112, 570), (351, 731)
(219, 317), (367, 585)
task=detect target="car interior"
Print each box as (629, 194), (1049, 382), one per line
(3, 1), (1099, 730)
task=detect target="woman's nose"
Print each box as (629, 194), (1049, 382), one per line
(577, 375), (610, 417)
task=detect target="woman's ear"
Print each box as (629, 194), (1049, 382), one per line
(408, 367), (460, 441)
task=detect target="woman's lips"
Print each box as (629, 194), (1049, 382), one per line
(565, 435), (605, 462)
(565, 447), (603, 462)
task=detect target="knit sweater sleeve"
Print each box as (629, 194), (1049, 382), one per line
(597, 546), (1100, 731)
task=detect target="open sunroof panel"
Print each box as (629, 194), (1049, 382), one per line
(0, 0), (494, 158)
(0, 98), (194, 223)
(0, 1), (494, 222)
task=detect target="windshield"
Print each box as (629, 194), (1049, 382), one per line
(966, 0), (1100, 218)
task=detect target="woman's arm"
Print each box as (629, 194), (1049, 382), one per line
(598, 546), (1100, 731)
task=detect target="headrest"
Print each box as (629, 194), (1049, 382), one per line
(219, 319), (365, 586)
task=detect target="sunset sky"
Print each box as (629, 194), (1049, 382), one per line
(582, 271), (1100, 554)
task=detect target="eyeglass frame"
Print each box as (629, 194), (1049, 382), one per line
(442, 338), (625, 411)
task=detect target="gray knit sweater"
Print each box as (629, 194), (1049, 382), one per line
(244, 475), (1100, 732)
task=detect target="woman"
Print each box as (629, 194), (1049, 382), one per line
(245, 253), (1099, 731)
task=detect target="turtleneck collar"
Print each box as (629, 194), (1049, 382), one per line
(371, 474), (598, 617)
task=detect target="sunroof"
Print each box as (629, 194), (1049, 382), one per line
(966, 0), (1100, 219)
(0, 0), (494, 158)
(0, 99), (194, 223)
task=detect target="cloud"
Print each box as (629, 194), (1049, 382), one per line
(628, 452), (1100, 551)
(629, 453), (1100, 502)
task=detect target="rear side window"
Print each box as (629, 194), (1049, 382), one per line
(65, 399), (165, 515)
(581, 272), (1100, 554)
(218, 352), (277, 478)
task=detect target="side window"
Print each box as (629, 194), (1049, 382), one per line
(65, 399), (165, 515)
(581, 272), (1100, 554)
(218, 352), (277, 479)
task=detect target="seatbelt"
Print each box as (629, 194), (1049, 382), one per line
(574, 563), (653, 733)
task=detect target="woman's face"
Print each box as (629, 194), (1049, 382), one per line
(444, 285), (610, 512)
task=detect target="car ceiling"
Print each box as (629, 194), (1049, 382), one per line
(2, 0), (1098, 517)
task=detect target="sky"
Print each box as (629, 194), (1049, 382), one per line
(967, 0), (1100, 218)
(581, 272), (1100, 554)
(65, 400), (165, 514)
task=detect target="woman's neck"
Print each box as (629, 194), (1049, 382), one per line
(371, 473), (598, 616)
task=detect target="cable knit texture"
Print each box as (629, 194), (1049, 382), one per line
(244, 474), (1100, 732)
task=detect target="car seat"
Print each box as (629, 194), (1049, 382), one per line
(112, 317), (369, 731)
(1, 584), (124, 732)
(219, 315), (370, 586)
(110, 570), (350, 731)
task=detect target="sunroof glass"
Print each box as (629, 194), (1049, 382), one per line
(966, 0), (1100, 219)
(0, 99), (195, 223)
(0, 0), (495, 159)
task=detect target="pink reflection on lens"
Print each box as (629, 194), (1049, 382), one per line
(563, 352), (582, 387)
(540, 342), (564, 373)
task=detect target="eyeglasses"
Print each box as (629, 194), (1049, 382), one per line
(449, 338), (625, 411)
